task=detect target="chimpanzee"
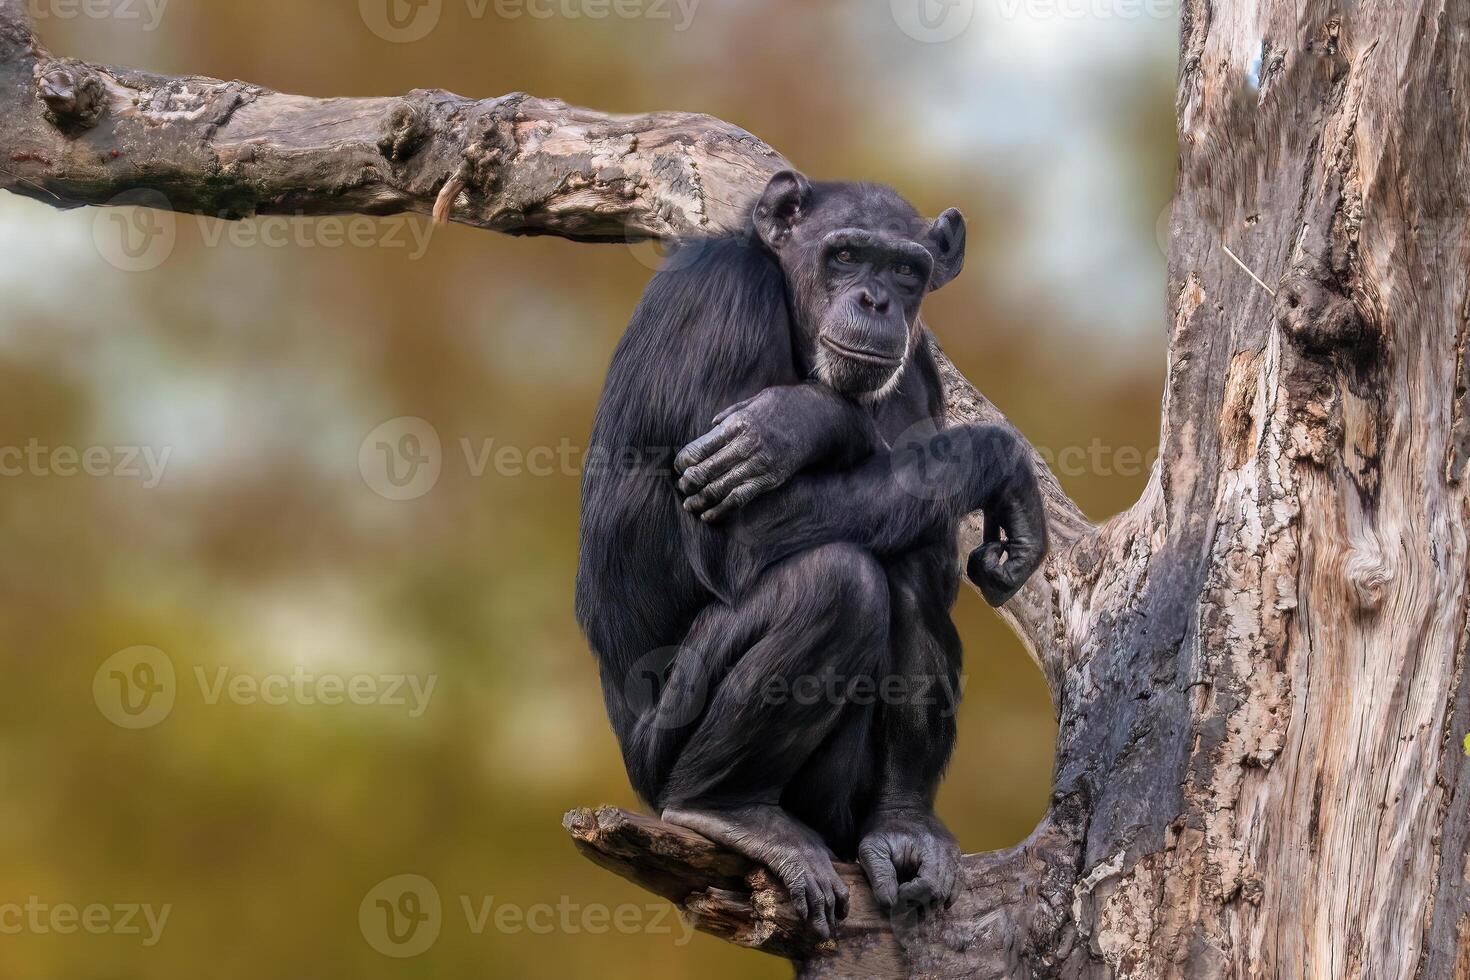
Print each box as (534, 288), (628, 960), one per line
(576, 171), (1047, 937)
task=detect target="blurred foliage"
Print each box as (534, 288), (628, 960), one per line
(0, 1), (1174, 977)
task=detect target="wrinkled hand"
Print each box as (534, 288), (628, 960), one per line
(857, 808), (961, 917)
(677, 386), (856, 523)
(966, 430), (1049, 607)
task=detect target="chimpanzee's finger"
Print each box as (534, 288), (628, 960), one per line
(678, 441), (750, 497)
(683, 458), (761, 508)
(806, 885), (831, 940)
(712, 399), (755, 427)
(858, 838), (900, 910)
(675, 418), (740, 474)
(898, 877), (937, 914)
(922, 841), (958, 910)
(699, 479), (769, 523)
(834, 877), (850, 920)
(817, 881), (837, 940)
(936, 856), (958, 910)
(787, 878), (810, 924)
(967, 541), (1017, 607)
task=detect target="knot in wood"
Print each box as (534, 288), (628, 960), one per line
(1344, 535), (1393, 613)
(38, 62), (105, 130)
(1275, 274), (1374, 360)
(377, 100), (430, 162)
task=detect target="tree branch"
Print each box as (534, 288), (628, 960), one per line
(563, 806), (888, 962)
(0, 1), (1094, 683)
(2, 7), (1108, 973)
(564, 805), (1081, 977)
(0, 25), (783, 239)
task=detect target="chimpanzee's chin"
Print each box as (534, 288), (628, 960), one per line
(817, 351), (902, 398)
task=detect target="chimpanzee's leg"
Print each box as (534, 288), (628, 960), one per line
(777, 541), (965, 910)
(780, 696), (879, 859)
(855, 541), (967, 916)
(638, 542), (890, 938)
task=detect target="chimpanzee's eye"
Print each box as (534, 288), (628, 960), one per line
(835, 249), (856, 264)
(895, 263), (916, 277)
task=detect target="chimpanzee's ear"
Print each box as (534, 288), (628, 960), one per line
(927, 208), (967, 290)
(753, 170), (813, 251)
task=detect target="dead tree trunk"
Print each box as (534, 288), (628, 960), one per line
(3, 1), (1468, 975)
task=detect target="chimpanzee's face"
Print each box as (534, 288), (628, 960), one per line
(753, 172), (966, 398)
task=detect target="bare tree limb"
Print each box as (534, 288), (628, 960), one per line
(565, 805), (1082, 978)
(0, 26), (784, 239)
(31, 2), (1470, 978)
(0, 2), (1138, 976)
(0, 3), (1107, 973)
(0, 0), (1093, 687)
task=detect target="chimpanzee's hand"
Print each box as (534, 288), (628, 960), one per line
(857, 807), (961, 917)
(676, 384), (874, 523)
(965, 428), (1049, 607)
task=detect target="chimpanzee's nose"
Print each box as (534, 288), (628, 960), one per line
(859, 290), (891, 315)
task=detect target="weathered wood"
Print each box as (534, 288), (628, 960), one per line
(563, 806), (896, 964)
(0, 39), (783, 238)
(1115, 2), (1470, 974)
(564, 805), (1081, 979)
(0, 0), (1084, 685)
(7, 0), (1470, 976)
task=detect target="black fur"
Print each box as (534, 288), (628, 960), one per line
(576, 175), (1046, 928)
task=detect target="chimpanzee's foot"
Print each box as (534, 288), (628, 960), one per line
(662, 803), (849, 939)
(857, 808), (962, 917)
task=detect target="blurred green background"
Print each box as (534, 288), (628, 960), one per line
(0, 1), (1174, 976)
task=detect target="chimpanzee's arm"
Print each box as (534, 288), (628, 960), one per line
(719, 422), (1047, 605)
(673, 383), (880, 522)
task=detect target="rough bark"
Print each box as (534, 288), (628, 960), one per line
(5, 1), (1469, 977)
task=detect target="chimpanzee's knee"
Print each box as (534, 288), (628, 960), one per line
(769, 543), (890, 672)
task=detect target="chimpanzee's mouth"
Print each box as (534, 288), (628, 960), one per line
(820, 335), (903, 366)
